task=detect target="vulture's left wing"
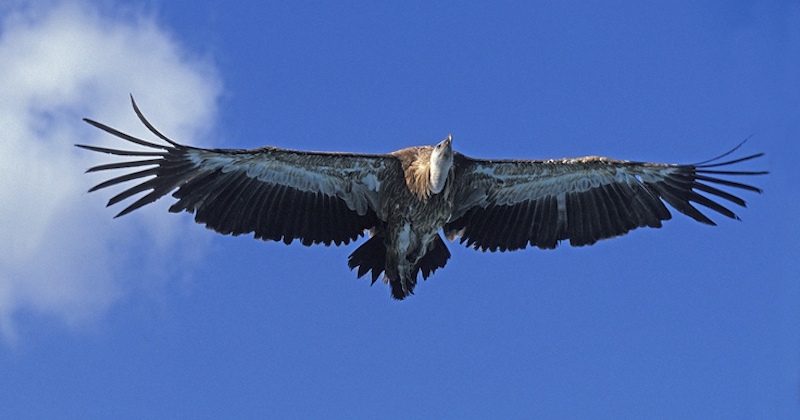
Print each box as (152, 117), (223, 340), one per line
(445, 145), (766, 251)
(78, 98), (390, 246)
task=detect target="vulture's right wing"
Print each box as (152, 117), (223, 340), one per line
(78, 97), (391, 246)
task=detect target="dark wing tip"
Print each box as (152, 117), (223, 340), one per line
(129, 95), (181, 147)
(690, 135), (756, 166)
(657, 143), (766, 224)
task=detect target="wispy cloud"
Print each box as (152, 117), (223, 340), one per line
(0, 1), (221, 343)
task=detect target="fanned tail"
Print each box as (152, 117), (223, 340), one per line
(348, 236), (386, 285)
(348, 234), (451, 299)
(415, 235), (451, 280)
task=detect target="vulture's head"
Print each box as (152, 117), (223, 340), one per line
(429, 134), (453, 194)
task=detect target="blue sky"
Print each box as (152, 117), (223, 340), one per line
(1, 1), (798, 418)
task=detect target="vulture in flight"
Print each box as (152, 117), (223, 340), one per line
(78, 97), (766, 299)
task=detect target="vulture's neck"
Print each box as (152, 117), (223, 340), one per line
(398, 136), (454, 200)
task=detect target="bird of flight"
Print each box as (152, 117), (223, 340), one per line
(77, 97), (766, 299)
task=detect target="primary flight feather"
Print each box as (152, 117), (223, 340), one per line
(78, 97), (767, 299)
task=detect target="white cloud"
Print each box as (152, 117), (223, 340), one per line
(0, 1), (221, 343)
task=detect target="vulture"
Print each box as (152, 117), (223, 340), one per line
(77, 97), (767, 299)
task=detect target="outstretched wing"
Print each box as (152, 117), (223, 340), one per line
(77, 97), (389, 246)
(445, 144), (767, 251)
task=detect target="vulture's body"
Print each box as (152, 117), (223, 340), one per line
(78, 98), (766, 299)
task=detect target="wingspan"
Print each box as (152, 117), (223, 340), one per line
(445, 143), (767, 251)
(77, 97), (387, 246)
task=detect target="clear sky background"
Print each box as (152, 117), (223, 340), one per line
(1, 1), (798, 418)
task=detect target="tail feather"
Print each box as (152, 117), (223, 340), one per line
(415, 234), (451, 280)
(349, 234), (452, 299)
(348, 236), (385, 284)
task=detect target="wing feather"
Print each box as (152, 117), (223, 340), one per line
(504, 201), (527, 251)
(446, 147), (766, 251)
(77, 97), (388, 246)
(593, 185), (615, 232)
